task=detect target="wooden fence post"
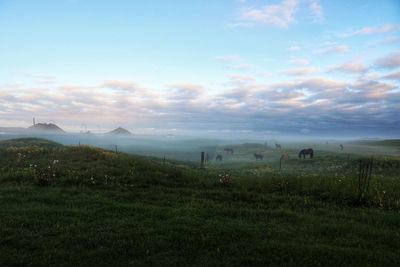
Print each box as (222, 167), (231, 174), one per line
(358, 157), (373, 203)
(200, 152), (206, 169)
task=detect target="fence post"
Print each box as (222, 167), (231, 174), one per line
(358, 158), (373, 203)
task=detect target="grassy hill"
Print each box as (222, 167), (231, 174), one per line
(0, 138), (400, 266)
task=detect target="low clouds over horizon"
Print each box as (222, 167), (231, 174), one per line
(1, 50), (399, 137)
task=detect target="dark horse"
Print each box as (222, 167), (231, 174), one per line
(254, 153), (263, 160)
(299, 148), (314, 159)
(216, 154), (223, 161)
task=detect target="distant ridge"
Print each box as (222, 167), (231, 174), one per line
(106, 127), (132, 135)
(28, 123), (65, 133)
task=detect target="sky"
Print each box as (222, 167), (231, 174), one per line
(0, 0), (399, 137)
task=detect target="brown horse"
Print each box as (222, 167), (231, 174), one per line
(299, 148), (314, 159)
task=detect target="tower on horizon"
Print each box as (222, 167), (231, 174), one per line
(33, 117), (35, 126)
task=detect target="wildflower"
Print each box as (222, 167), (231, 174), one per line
(219, 173), (232, 186)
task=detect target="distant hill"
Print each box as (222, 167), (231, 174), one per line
(106, 127), (132, 136)
(28, 123), (65, 133)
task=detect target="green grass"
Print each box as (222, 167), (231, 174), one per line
(0, 138), (400, 266)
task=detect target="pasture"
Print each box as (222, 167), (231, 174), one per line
(0, 137), (399, 266)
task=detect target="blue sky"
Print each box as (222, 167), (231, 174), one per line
(0, 0), (399, 137)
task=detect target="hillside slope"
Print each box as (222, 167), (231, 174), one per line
(0, 138), (399, 266)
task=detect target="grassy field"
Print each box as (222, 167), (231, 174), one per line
(0, 138), (400, 266)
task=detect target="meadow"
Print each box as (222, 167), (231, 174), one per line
(0, 137), (399, 266)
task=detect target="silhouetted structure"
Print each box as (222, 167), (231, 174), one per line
(358, 158), (373, 203)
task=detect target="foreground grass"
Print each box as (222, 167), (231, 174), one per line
(1, 186), (400, 267)
(1, 138), (400, 266)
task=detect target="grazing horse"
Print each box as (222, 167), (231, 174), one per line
(224, 148), (234, 154)
(299, 148), (314, 159)
(339, 144), (344, 151)
(216, 154), (223, 161)
(254, 153), (263, 160)
(275, 143), (282, 150)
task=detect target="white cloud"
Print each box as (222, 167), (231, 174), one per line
(289, 57), (309, 65)
(235, 0), (325, 28)
(308, 0), (324, 22)
(214, 55), (254, 70)
(214, 55), (241, 63)
(316, 45), (349, 54)
(328, 59), (368, 74)
(288, 45), (302, 51)
(281, 67), (318, 76)
(239, 0), (299, 28)
(353, 24), (400, 36)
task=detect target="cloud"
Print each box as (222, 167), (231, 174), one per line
(167, 83), (204, 100)
(353, 24), (400, 36)
(214, 55), (254, 70)
(238, 0), (299, 28)
(316, 44), (349, 54)
(328, 60), (368, 74)
(375, 52), (400, 69)
(281, 67), (318, 76)
(382, 36), (400, 45)
(214, 55), (241, 63)
(308, 0), (324, 22)
(101, 80), (144, 92)
(235, 0), (325, 28)
(289, 57), (309, 65)
(26, 74), (57, 84)
(1, 73), (399, 136)
(288, 45), (302, 51)
(381, 71), (400, 81)
(337, 24), (400, 39)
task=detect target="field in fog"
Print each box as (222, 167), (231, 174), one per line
(0, 136), (399, 266)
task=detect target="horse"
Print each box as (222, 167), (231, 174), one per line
(299, 148), (314, 159)
(224, 148), (234, 154)
(339, 144), (344, 151)
(254, 153), (263, 160)
(275, 143), (282, 150)
(216, 154), (223, 161)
